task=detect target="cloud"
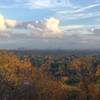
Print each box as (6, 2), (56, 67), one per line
(0, 14), (6, 31)
(90, 28), (100, 35)
(74, 3), (100, 13)
(0, 14), (10, 38)
(56, 8), (100, 22)
(71, 28), (100, 45)
(0, 14), (99, 40)
(44, 17), (63, 37)
(27, 0), (51, 8)
(0, 14), (17, 29)
(27, 17), (63, 38)
(0, 14), (18, 38)
(55, 1), (100, 22)
(5, 19), (17, 27)
(61, 25), (85, 30)
(0, 15), (63, 39)
(0, 14), (100, 49)
(45, 18), (61, 32)
(0, 13), (100, 49)
(25, 0), (73, 9)
(0, 0), (74, 9)
(61, 25), (96, 36)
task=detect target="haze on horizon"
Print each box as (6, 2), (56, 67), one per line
(0, 0), (100, 49)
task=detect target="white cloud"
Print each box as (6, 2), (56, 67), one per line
(0, 14), (17, 29)
(0, 14), (6, 31)
(45, 17), (62, 33)
(27, 17), (63, 38)
(26, 0), (73, 9)
(61, 25), (85, 30)
(0, 14), (100, 40)
(28, 0), (51, 8)
(0, 15), (63, 39)
(0, 0), (74, 9)
(55, 1), (100, 22)
(56, 10), (100, 21)
(5, 19), (17, 27)
(73, 3), (100, 13)
(61, 25), (100, 36)
(0, 14), (18, 38)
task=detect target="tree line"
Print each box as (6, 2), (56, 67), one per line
(0, 51), (100, 100)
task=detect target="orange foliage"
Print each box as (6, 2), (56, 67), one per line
(0, 51), (36, 86)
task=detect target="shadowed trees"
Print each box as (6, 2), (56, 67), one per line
(0, 51), (100, 100)
(0, 51), (37, 100)
(12, 84), (38, 100)
(69, 56), (99, 100)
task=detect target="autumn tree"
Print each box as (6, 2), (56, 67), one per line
(0, 51), (37, 99)
(69, 56), (99, 100)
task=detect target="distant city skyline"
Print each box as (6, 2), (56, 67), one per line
(0, 0), (100, 49)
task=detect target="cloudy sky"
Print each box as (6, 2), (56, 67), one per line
(0, 0), (100, 49)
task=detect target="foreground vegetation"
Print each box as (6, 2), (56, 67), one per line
(0, 50), (100, 100)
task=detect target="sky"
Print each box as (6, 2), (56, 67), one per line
(0, 0), (100, 49)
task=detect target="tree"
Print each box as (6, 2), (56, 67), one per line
(12, 84), (38, 100)
(69, 56), (98, 100)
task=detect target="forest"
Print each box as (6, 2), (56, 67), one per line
(0, 50), (100, 100)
